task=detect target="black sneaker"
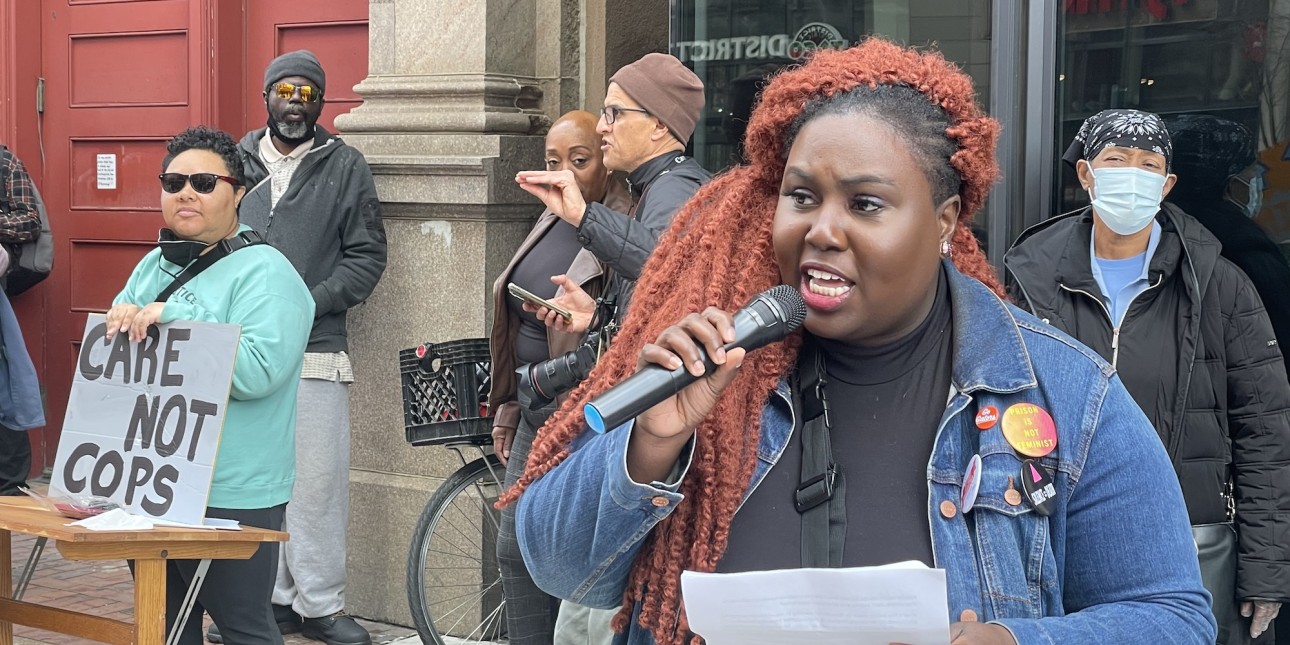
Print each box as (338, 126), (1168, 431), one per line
(300, 611), (372, 645)
(204, 605), (301, 643)
(273, 604), (304, 633)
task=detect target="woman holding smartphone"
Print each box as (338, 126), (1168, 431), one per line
(488, 110), (628, 645)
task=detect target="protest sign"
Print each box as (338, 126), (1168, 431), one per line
(51, 314), (240, 525)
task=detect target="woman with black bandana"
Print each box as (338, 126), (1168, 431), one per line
(1006, 108), (1290, 645)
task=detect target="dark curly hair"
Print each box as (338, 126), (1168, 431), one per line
(500, 38), (1002, 645)
(161, 125), (244, 186)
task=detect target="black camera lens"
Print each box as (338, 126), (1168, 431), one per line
(515, 332), (601, 411)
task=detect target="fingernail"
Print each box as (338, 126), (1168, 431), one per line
(693, 361), (705, 375)
(715, 348), (726, 363)
(668, 357), (682, 369)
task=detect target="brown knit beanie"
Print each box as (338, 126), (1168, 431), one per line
(609, 53), (705, 146)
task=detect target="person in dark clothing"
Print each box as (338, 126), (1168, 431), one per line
(208, 50), (387, 645)
(503, 41), (1214, 645)
(0, 145), (44, 495)
(1166, 114), (1290, 382)
(1005, 109), (1290, 645)
(514, 53), (711, 335)
(507, 53), (710, 644)
(487, 111), (629, 645)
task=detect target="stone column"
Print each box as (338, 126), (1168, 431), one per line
(333, 0), (577, 625)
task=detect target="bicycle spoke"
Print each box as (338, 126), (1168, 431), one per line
(409, 455), (508, 645)
(433, 508), (488, 553)
(434, 577), (504, 637)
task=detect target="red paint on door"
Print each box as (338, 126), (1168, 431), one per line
(246, 2), (369, 136)
(26, 0), (367, 474)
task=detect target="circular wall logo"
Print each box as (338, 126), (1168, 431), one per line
(787, 22), (849, 61)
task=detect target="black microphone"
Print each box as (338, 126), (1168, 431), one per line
(584, 285), (808, 433)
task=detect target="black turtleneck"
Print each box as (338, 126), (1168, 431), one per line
(508, 219), (583, 365)
(718, 268), (954, 572)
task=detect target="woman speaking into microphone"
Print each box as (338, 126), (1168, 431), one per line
(501, 39), (1214, 645)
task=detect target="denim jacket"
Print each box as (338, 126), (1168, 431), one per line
(516, 265), (1216, 645)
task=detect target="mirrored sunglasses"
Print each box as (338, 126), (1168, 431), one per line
(273, 81), (320, 103)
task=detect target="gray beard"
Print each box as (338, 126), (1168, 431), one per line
(272, 118), (309, 140)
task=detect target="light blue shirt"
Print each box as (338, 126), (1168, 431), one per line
(1090, 221), (1161, 327)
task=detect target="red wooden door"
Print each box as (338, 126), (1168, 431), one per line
(38, 0), (240, 471)
(245, 1), (368, 137)
(35, 0), (366, 472)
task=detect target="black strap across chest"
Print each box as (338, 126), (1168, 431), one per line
(796, 340), (847, 567)
(155, 231), (265, 303)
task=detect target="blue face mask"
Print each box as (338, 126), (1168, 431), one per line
(1089, 167), (1168, 235)
(1243, 166), (1265, 218)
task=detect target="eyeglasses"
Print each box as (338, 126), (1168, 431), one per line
(159, 173), (240, 194)
(600, 106), (650, 125)
(271, 81), (320, 103)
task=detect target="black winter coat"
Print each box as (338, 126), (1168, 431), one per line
(1168, 193), (1290, 382)
(1004, 205), (1290, 602)
(576, 152), (709, 319)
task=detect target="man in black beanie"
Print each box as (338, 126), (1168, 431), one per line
(206, 49), (386, 645)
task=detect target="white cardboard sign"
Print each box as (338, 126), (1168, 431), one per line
(52, 314), (240, 525)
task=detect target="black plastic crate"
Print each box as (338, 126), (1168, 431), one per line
(400, 338), (493, 446)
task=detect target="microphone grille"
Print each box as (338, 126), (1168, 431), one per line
(763, 284), (808, 329)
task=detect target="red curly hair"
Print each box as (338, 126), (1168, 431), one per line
(499, 38), (1002, 644)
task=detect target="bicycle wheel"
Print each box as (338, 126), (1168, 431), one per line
(407, 455), (507, 645)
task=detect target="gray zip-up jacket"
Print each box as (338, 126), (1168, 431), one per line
(237, 126), (387, 353)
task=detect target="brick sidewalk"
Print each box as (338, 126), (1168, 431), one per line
(7, 530), (417, 645)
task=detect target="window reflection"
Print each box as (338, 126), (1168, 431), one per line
(671, 0), (993, 173)
(1056, 0), (1290, 264)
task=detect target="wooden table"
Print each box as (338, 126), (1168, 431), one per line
(0, 498), (286, 645)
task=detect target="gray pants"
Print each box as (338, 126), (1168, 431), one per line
(272, 377), (350, 619)
(498, 410), (560, 644)
(554, 602), (618, 645)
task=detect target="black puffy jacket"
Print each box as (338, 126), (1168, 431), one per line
(575, 152), (710, 319)
(1004, 204), (1290, 602)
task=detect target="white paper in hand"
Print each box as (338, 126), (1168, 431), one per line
(680, 561), (950, 645)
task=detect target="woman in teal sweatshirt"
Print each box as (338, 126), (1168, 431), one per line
(106, 126), (313, 645)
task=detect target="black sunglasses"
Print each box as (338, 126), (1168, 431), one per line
(159, 173), (240, 194)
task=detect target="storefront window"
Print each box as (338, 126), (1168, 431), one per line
(1055, 0), (1290, 265)
(670, 0), (994, 173)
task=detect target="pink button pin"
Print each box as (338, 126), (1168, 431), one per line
(960, 454), (982, 513)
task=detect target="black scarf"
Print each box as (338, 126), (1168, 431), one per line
(157, 229), (214, 266)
